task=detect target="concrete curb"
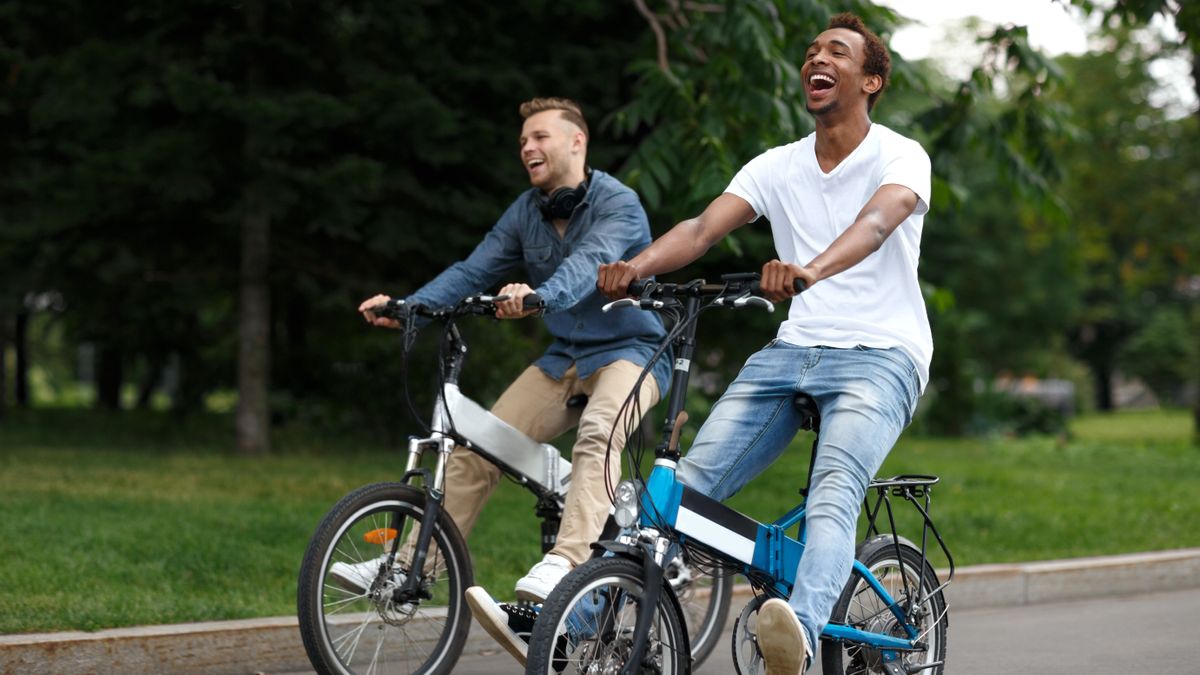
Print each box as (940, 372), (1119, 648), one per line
(3, 548), (1199, 675)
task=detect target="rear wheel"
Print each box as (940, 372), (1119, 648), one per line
(526, 556), (690, 674)
(821, 536), (949, 675)
(297, 482), (473, 675)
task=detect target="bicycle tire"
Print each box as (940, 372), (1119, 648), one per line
(821, 535), (949, 675)
(673, 551), (734, 667)
(526, 556), (690, 675)
(297, 482), (473, 675)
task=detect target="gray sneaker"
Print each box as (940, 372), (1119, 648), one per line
(514, 553), (572, 602)
(757, 598), (811, 675)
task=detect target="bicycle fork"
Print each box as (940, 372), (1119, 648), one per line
(388, 432), (455, 603)
(614, 531), (685, 675)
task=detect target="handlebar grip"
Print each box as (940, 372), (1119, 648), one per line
(523, 293), (545, 311)
(628, 279), (651, 296)
(369, 299), (409, 320)
(748, 278), (807, 296)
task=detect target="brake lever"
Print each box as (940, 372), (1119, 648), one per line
(734, 296), (775, 312)
(713, 295), (775, 312)
(602, 298), (638, 313)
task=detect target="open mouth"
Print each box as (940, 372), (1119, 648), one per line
(808, 73), (836, 93)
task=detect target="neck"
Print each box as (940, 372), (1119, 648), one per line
(545, 165), (588, 194)
(813, 111), (872, 168)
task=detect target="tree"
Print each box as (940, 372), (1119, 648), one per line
(612, 2), (1071, 433)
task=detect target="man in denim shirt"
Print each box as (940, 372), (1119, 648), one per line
(356, 97), (669, 664)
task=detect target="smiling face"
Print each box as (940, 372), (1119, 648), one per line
(801, 27), (881, 117)
(519, 110), (586, 191)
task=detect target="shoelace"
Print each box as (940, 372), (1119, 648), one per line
(499, 603), (539, 637)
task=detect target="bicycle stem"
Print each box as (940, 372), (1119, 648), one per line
(655, 294), (703, 462)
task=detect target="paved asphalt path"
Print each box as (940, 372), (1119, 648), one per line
(432, 586), (1200, 675)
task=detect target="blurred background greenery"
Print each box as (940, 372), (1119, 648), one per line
(2, 0), (1199, 634)
(2, 0), (1197, 446)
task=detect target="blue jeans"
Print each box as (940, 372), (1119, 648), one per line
(677, 341), (920, 650)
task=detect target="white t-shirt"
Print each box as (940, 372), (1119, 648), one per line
(726, 123), (933, 390)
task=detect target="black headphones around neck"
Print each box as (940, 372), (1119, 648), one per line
(536, 168), (593, 221)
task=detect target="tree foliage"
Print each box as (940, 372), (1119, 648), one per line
(3, 0), (1195, 443)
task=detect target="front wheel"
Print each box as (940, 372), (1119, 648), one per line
(526, 556), (690, 675)
(821, 536), (949, 675)
(671, 550), (734, 667)
(297, 482), (473, 675)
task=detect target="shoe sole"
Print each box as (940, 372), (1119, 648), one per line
(513, 584), (548, 604)
(465, 587), (529, 667)
(328, 567), (368, 595)
(757, 599), (808, 675)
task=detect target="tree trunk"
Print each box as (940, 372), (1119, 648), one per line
(0, 313), (7, 419)
(135, 354), (165, 410)
(1094, 365), (1114, 412)
(15, 310), (29, 407)
(236, 209), (271, 455)
(235, 0), (271, 456)
(95, 342), (123, 410)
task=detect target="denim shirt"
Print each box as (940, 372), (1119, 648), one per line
(407, 170), (671, 396)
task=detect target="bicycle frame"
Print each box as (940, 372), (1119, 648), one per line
(633, 465), (929, 653)
(381, 297), (575, 599)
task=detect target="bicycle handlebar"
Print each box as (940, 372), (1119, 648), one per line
(628, 275), (805, 298)
(368, 291), (545, 322)
(604, 273), (805, 315)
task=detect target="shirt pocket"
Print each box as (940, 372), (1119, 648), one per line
(522, 244), (556, 282)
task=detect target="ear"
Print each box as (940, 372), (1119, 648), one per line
(863, 73), (883, 96)
(571, 130), (587, 154)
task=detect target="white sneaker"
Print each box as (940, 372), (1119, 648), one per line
(757, 598), (811, 675)
(329, 555), (404, 594)
(465, 587), (539, 666)
(514, 553), (572, 602)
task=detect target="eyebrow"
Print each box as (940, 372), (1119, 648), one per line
(807, 38), (854, 52)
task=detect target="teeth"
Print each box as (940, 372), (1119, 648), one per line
(527, 159), (544, 168)
(810, 74), (835, 86)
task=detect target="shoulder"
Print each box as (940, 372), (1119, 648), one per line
(871, 124), (929, 162)
(737, 135), (812, 178)
(590, 169), (635, 197)
(758, 135), (812, 163)
(587, 170), (644, 210)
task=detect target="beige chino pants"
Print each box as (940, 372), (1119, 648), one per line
(441, 359), (659, 567)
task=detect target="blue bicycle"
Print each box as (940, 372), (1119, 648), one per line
(525, 274), (953, 675)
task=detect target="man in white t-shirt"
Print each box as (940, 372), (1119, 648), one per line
(598, 13), (931, 675)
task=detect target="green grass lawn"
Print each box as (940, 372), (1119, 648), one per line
(0, 407), (1197, 634)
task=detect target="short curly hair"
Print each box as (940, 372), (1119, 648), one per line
(519, 97), (589, 139)
(827, 13), (891, 111)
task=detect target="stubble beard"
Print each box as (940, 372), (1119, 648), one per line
(806, 97), (840, 117)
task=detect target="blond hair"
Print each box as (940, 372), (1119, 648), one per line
(519, 97), (589, 138)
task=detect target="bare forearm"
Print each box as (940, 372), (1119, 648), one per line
(806, 185), (917, 282)
(805, 209), (890, 281)
(628, 217), (718, 277)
